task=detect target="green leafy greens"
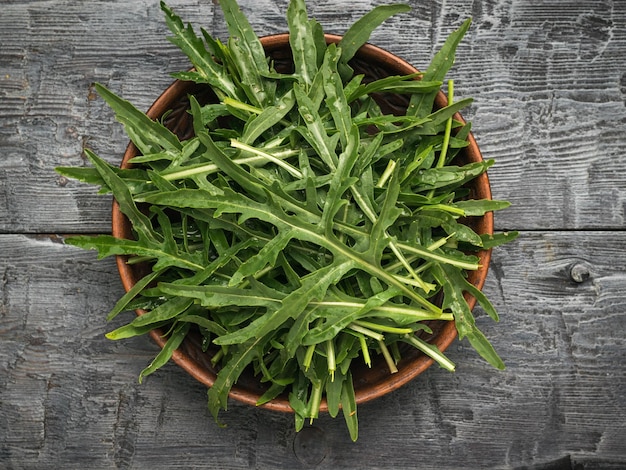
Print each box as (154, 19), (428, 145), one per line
(57, 0), (518, 441)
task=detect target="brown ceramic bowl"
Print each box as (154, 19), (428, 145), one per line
(112, 34), (493, 412)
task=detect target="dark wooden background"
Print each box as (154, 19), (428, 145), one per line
(1, 0), (625, 468)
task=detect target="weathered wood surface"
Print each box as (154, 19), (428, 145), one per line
(1, 0), (625, 233)
(1, 233), (625, 469)
(1, 0), (625, 468)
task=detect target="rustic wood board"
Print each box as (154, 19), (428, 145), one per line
(1, 232), (625, 468)
(2, 0), (626, 468)
(1, 0), (625, 233)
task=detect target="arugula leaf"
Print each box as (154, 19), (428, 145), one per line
(139, 322), (191, 383)
(107, 268), (167, 321)
(453, 199), (511, 216)
(407, 18), (472, 119)
(341, 370), (358, 441)
(477, 231), (520, 249)
(241, 90), (296, 144)
(338, 4), (411, 80)
(214, 259), (356, 346)
(219, 0), (276, 107)
(207, 331), (274, 420)
(287, 0), (319, 87)
(105, 320), (171, 340)
(432, 263), (505, 369)
(95, 83), (182, 155)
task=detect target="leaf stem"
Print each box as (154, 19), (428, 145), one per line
(326, 339), (336, 381)
(395, 241), (480, 271)
(352, 319), (413, 335)
(308, 380), (323, 424)
(378, 340), (398, 374)
(230, 139), (304, 178)
(223, 97), (262, 115)
(427, 233), (455, 251)
(403, 333), (456, 371)
(426, 79), (454, 199)
(348, 323), (384, 341)
(358, 334), (372, 367)
(376, 159), (396, 188)
(303, 343), (316, 371)
(435, 79), (454, 169)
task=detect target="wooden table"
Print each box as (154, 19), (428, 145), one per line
(2, 0), (625, 468)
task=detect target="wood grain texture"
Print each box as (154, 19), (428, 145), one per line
(1, 0), (625, 232)
(1, 0), (626, 468)
(1, 232), (625, 469)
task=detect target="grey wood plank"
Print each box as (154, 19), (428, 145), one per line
(1, 0), (626, 233)
(2, 0), (626, 468)
(1, 231), (624, 468)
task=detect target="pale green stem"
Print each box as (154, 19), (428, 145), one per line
(230, 139), (303, 179)
(211, 348), (224, 366)
(222, 97), (262, 115)
(349, 323), (384, 341)
(352, 319), (413, 335)
(309, 300), (452, 321)
(161, 150), (300, 182)
(358, 334), (372, 367)
(395, 241), (480, 271)
(378, 340), (398, 374)
(392, 273), (437, 291)
(427, 233), (455, 251)
(423, 203), (466, 217)
(435, 79), (455, 169)
(303, 343), (316, 371)
(376, 159), (396, 188)
(308, 381), (323, 424)
(403, 334), (456, 372)
(426, 79), (454, 199)
(388, 242), (435, 293)
(326, 339), (336, 382)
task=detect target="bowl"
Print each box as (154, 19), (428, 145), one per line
(112, 34), (493, 412)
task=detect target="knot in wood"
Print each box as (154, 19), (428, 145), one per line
(569, 263), (590, 283)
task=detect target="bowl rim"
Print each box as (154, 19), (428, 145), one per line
(112, 33), (493, 413)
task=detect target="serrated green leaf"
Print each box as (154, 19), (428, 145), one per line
(159, 283), (284, 309)
(95, 83), (181, 155)
(348, 76), (442, 102)
(478, 231), (519, 249)
(219, 0), (275, 107)
(338, 4), (411, 80)
(107, 268), (167, 321)
(214, 259), (356, 346)
(83, 149), (160, 245)
(293, 84), (339, 170)
(105, 320), (171, 340)
(322, 44), (351, 148)
(161, 1), (240, 99)
(453, 199), (511, 216)
(207, 331), (273, 419)
(139, 322), (191, 383)
(131, 296), (194, 328)
(229, 230), (294, 286)
(64, 234), (204, 272)
(340, 370), (358, 441)
(241, 89), (295, 144)
(432, 263), (505, 369)
(407, 17), (472, 118)
(411, 160), (494, 191)
(287, 0), (319, 87)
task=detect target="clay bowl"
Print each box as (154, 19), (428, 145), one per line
(112, 34), (493, 412)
